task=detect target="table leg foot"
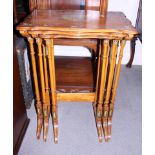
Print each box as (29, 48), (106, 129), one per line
(97, 121), (103, 142)
(93, 103), (103, 142)
(107, 117), (112, 141)
(103, 119), (108, 142)
(43, 119), (49, 141)
(53, 123), (58, 144)
(36, 117), (43, 139)
(97, 108), (103, 142)
(52, 107), (58, 144)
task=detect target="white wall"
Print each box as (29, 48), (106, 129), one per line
(55, 0), (142, 65)
(108, 0), (142, 65)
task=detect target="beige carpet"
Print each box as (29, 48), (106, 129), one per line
(19, 65), (142, 155)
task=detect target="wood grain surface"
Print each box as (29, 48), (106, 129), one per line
(17, 10), (137, 35)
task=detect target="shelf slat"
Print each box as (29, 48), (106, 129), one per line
(57, 92), (95, 102)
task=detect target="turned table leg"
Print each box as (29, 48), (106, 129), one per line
(27, 37), (43, 139)
(103, 40), (118, 142)
(42, 44), (51, 137)
(93, 40), (102, 142)
(45, 39), (58, 144)
(93, 40), (102, 111)
(95, 40), (110, 142)
(36, 38), (50, 141)
(107, 40), (126, 141)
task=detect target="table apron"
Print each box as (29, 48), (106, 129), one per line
(19, 30), (135, 40)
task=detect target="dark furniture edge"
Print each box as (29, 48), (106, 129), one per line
(13, 118), (30, 155)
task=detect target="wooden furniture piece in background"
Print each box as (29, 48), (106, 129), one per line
(126, 0), (142, 68)
(13, 0), (29, 24)
(13, 37), (30, 155)
(17, 9), (137, 143)
(29, 0), (108, 14)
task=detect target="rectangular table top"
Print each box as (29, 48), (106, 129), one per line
(17, 10), (138, 39)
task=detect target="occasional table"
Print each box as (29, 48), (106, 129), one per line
(17, 10), (137, 143)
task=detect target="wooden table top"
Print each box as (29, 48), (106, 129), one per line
(17, 10), (138, 39)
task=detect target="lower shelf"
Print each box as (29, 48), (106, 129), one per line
(55, 56), (94, 92)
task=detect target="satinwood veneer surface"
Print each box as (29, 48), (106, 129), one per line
(17, 10), (137, 37)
